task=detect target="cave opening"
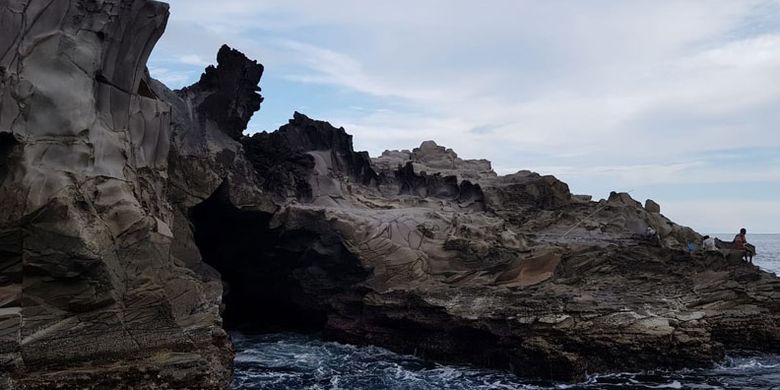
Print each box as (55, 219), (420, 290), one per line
(189, 181), (367, 334)
(0, 132), (18, 185)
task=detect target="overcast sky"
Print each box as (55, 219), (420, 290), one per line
(149, 0), (780, 233)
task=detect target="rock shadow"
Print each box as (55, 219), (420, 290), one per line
(190, 181), (368, 333)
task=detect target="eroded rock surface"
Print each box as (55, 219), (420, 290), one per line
(213, 114), (778, 381)
(0, 1), (235, 388)
(1, 0), (779, 388)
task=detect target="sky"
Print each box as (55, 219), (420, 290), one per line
(149, 0), (780, 233)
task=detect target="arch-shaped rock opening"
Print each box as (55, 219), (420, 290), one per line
(189, 183), (368, 333)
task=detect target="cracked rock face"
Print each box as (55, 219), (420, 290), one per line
(0, 1), (231, 388)
(2, 0), (780, 388)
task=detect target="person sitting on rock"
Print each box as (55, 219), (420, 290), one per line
(702, 235), (716, 251)
(733, 228), (754, 263)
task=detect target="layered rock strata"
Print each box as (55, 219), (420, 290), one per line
(1, 0), (779, 388)
(210, 114), (779, 382)
(0, 1), (244, 388)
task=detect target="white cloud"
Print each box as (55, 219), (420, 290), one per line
(663, 200), (780, 233)
(178, 54), (210, 66)
(515, 161), (780, 187)
(147, 67), (191, 86)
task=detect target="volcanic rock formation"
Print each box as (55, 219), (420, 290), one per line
(0, 1), (235, 388)
(1, 1), (779, 389)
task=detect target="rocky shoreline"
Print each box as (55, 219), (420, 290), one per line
(1, 1), (779, 389)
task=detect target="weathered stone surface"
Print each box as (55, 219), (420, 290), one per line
(1, 0), (779, 387)
(374, 139), (496, 182)
(242, 112), (378, 203)
(0, 1), (233, 388)
(645, 198), (661, 213)
(200, 113), (780, 382)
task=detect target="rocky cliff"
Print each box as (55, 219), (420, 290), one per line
(0, 1), (236, 388)
(1, 1), (779, 389)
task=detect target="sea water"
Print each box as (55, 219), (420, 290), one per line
(232, 234), (780, 390)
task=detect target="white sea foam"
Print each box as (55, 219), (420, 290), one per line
(647, 380), (682, 389)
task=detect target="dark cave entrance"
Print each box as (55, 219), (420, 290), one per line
(189, 182), (367, 333)
(0, 132), (19, 185)
(190, 183), (325, 332)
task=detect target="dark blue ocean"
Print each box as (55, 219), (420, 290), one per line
(232, 234), (780, 390)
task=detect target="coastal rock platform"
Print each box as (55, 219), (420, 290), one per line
(1, 1), (778, 388)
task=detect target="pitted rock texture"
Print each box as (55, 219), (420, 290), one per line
(0, 1), (233, 388)
(1, 0), (779, 388)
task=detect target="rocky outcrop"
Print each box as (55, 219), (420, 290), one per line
(374, 140), (496, 182)
(645, 198), (661, 213)
(242, 112), (378, 202)
(217, 126), (778, 381)
(0, 1), (235, 388)
(1, 0), (779, 388)
(176, 45), (264, 141)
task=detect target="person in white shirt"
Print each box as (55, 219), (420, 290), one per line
(702, 235), (716, 251)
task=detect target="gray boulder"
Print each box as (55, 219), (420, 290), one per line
(645, 199), (661, 213)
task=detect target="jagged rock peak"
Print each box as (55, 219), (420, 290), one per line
(242, 112), (378, 199)
(374, 140), (496, 181)
(178, 44), (264, 140)
(415, 140), (458, 159)
(276, 111), (358, 153)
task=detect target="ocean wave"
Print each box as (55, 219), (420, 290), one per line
(231, 333), (780, 390)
